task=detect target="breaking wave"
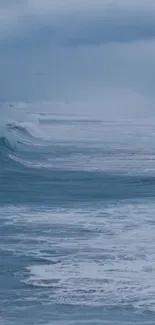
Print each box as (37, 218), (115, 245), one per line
(0, 113), (51, 153)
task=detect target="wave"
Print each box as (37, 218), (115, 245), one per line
(0, 113), (51, 153)
(0, 123), (18, 152)
(0, 136), (17, 151)
(6, 120), (46, 140)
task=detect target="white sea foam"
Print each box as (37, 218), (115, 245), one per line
(1, 202), (155, 311)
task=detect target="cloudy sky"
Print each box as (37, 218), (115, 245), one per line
(1, 0), (155, 103)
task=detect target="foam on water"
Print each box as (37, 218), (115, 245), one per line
(1, 202), (155, 314)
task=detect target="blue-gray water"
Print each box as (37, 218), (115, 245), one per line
(1, 104), (155, 324)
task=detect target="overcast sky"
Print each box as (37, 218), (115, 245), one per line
(1, 0), (155, 103)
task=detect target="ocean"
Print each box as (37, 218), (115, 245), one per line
(1, 101), (155, 324)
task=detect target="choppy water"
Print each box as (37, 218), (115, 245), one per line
(1, 102), (155, 324)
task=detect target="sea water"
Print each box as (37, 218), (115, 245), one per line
(0, 101), (155, 324)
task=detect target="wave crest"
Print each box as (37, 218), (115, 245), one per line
(6, 120), (45, 139)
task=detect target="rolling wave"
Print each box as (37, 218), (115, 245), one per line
(0, 115), (50, 153)
(6, 120), (46, 140)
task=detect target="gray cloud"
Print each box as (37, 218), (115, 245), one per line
(0, 0), (155, 102)
(1, 0), (155, 45)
